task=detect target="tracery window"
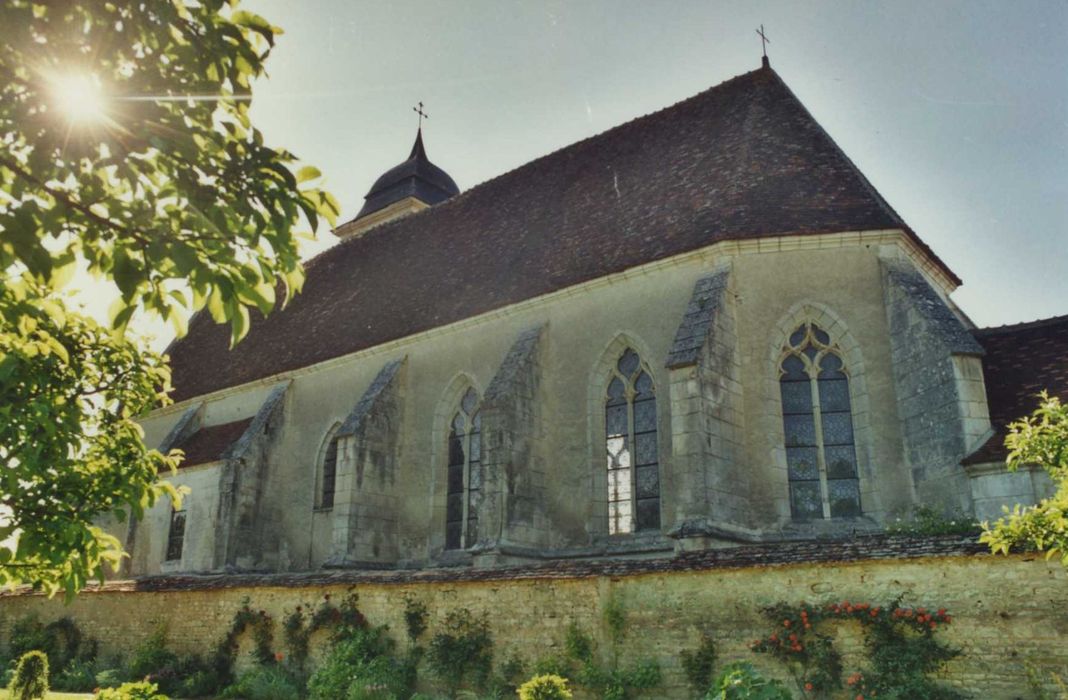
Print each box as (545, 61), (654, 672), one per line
(165, 507), (186, 562)
(779, 323), (861, 520)
(605, 348), (660, 535)
(445, 387), (481, 550)
(318, 434), (339, 509)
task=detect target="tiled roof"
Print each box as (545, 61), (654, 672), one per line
(168, 64), (954, 402)
(172, 418), (253, 467)
(963, 314), (1068, 465)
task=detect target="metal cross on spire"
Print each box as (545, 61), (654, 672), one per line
(756, 24), (770, 58)
(413, 101), (429, 129)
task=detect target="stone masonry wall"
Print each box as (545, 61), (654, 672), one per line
(1, 541), (1065, 698)
(882, 261), (984, 515)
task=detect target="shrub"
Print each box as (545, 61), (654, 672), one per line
(128, 626), (179, 681)
(705, 662), (791, 700)
(9, 650), (49, 700)
(425, 609), (493, 693)
(307, 626), (414, 700)
(680, 633), (718, 694)
(518, 674), (573, 700)
(221, 665), (303, 700)
(175, 667), (227, 698)
(93, 680), (169, 700)
(52, 658), (98, 692)
(96, 667), (127, 689)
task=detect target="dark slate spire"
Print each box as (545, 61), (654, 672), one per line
(355, 128), (459, 220)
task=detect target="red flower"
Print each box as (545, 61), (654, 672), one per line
(783, 619), (792, 628)
(805, 682), (814, 691)
(275, 652), (285, 662)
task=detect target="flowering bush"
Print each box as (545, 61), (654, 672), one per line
(93, 680), (168, 700)
(518, 673), (573, 700)
(750, 600), (964, 699)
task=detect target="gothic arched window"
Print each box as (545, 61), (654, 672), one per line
(318, 433), (339, 510)
(605, 348), (660, 535)
(446, 387), (482, 550)
(779, 323), (861, 520)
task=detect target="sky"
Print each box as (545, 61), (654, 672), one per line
(166, 1), (1068, 337)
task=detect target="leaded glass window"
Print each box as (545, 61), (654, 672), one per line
(779, 323), (861, 520)
(605, 348), (660, 535)
(446, 387), (482, 550)
(165, 508), (186, 562)
(319, 435), (338, 509)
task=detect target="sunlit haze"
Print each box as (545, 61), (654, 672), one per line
(48, 71), (106, 125)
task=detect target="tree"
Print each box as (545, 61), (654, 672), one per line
(981, 393), (1068, 566)
(0, 0), (338, 598)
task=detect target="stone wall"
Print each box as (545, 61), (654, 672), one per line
(882, 260), (986, 515)
(2, 539), (1065, 698)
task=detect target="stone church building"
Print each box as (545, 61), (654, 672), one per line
(122, 60), (1068, 577)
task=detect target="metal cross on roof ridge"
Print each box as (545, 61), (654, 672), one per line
(413, 101), (429, 129)
(756, 24), (770, 58)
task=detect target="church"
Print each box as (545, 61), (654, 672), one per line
(121, 58), (1068, 577)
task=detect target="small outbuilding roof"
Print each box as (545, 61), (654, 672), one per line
(963, 314), (1068, 465)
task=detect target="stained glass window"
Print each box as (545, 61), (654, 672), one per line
(446, 387), (481, 550)
(779, 324), (861, 520)
(165, 508), (186, 562)
(605, 348), (660, 535)
(320, 436), (338, 509)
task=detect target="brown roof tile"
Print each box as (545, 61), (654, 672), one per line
(168, 65), (954, 401)
(172, 418), (252, 468)
(963, 314), (1068, 465)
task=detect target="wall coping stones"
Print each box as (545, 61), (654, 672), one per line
(3, 535), (988, 597)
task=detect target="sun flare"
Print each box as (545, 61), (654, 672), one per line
(49, 72), (107, 125)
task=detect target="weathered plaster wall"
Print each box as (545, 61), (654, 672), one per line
(126, 234), (984, 575)
(2, 551), (1065, 698)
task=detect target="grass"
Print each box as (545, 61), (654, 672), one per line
(0, 692), (94, 699)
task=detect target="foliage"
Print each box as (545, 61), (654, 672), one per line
(485, 654), (525, 699)
(886, 505), (980, 537)
(983, 393), (1068, 567)
(281, 592), (367, 671)
(704, 662), (791, 700)
(0, 0), (337, 598)
(680, 633), (718, 695)
(517, 674), (573, 700)
(556, 622), (661, 700)
(9, 616), (96, 674)
(403, 596), (429, 643)
(96, 668), (126, 689)
(9, 650), (48, 700)
(52, 658), (98, 692)
(750, 599), (963, 699)
(306, 625), (414, 700)
(128, 626), (178, 682)
(211, 598), (276, 683)
(221, 664), (303, 700)
(425, 608), (494, 695)
(93, 680), (168, 700)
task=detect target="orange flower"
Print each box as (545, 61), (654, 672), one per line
(275, 652), (285, 662)
(805, 682), (814, 691)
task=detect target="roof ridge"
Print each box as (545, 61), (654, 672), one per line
(974, 313), (1068, 335)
